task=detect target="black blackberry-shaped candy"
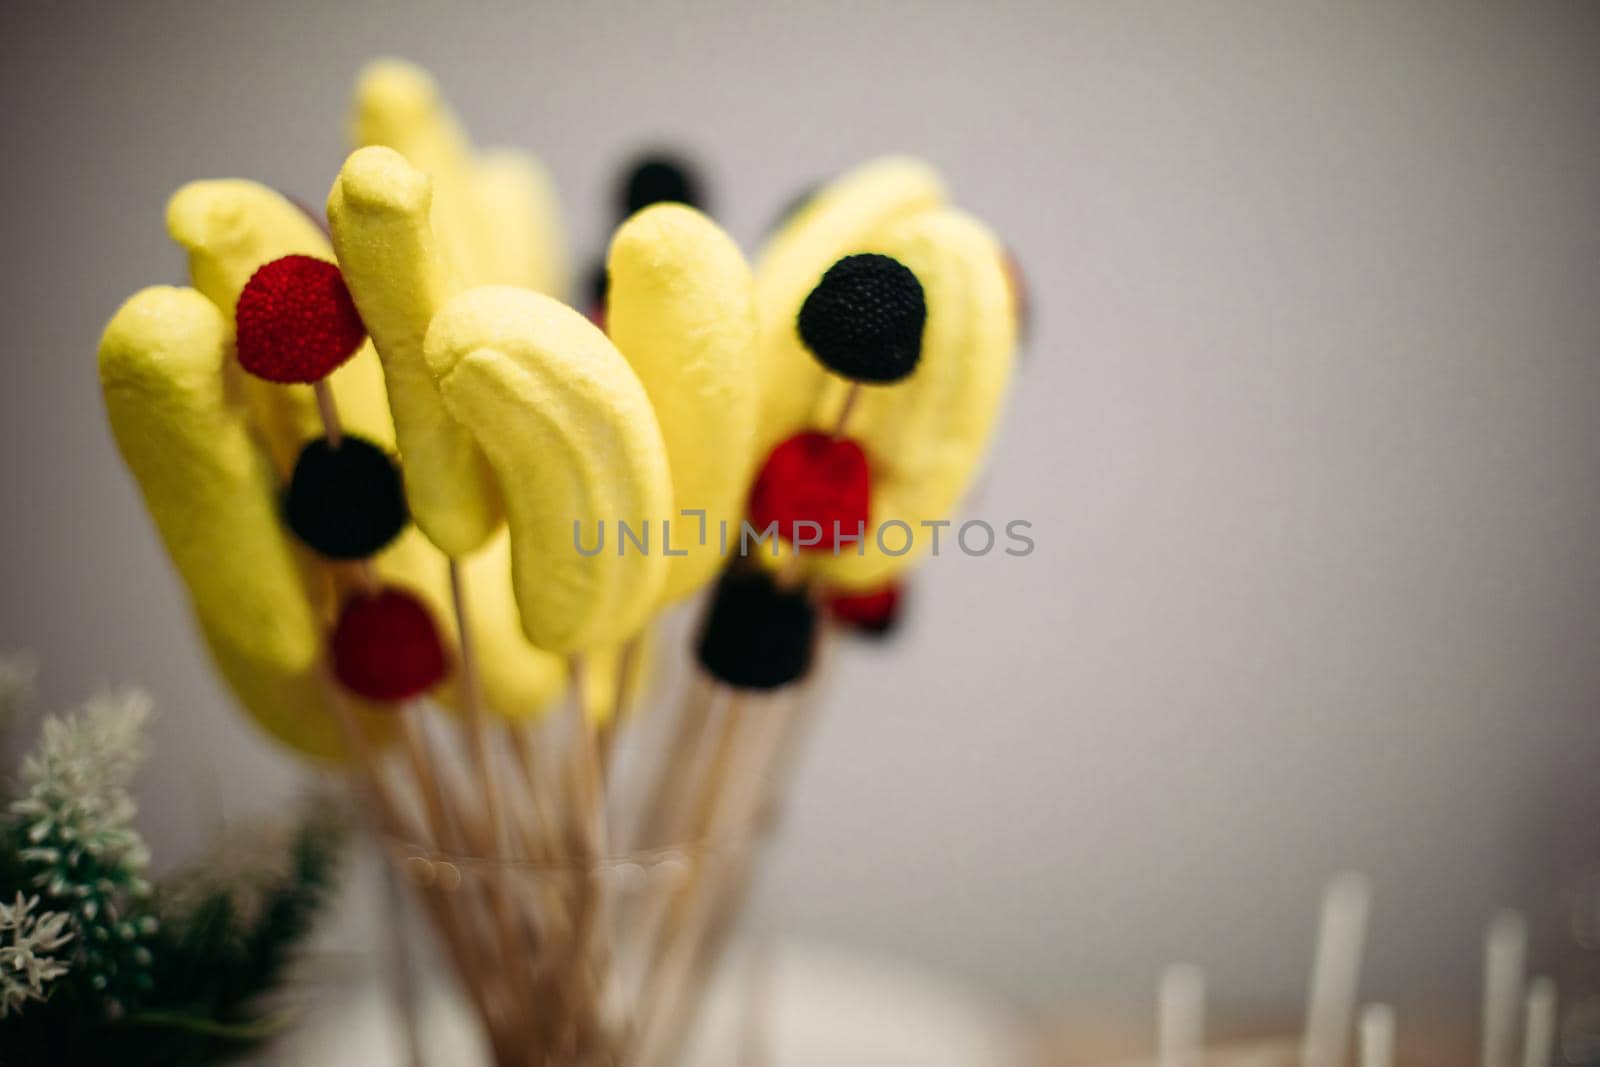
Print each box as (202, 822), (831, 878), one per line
(284, 436), (408, 560)
(697, 567), (817, 690)
(620, 154), (705, 217)
(797, 253), (926, 384)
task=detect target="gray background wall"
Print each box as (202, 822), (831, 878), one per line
(2, 0), (1598, 1013)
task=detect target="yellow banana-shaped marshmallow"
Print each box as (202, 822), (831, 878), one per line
(328, 145), (502, 557)
(99, 287), (389, 757)
(805, 208), (1017, 589)
(754, 156), (947, 451)
(352, 58), (568, 298)
(352, 59), (489, 286)
(472, 148), (570, 297)
(425, 287), (672, 652)
(165, 179), (396, 475)
(606, 204), (757, 604)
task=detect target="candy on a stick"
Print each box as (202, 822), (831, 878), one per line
(165, 180), (396, 475)
(471, 148), (570, 297)
(333, 586), (450, 702)
(806, 209), (1017, 590)
(235, 255), (367, 384)
(328, 145), (502, 557)
(747, 432), (871, 551)
(284, 435), (409, 560)
(353, 59), (569, 298)
(351, 59), (489, 288)
(753, 156), (947, 452)
(583, 152), (708, 331)
(98, 287), (388, 756)
(797, 253), (926, 384)
(824, 581), (904, 637)
(746, 253), (924, 570)
(424, 286), (673, 652)
(620, 154), (706, 217)
(605, 203), (757, 604)
(696, 568), (817, 691)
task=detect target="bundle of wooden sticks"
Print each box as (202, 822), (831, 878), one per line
(345, 625), (835, 1066)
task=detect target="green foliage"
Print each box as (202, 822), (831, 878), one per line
(0, 802), (344, 1067)
(10, 691), (158, 1018)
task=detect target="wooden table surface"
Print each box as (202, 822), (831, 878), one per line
(1025, 1004), (1479, 1066)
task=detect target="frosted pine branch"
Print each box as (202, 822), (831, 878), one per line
(9, 689), (158, 1016)
(0, 892), (73, 1018)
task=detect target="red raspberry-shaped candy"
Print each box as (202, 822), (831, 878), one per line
(826, 582), (904, 635)
(235, 255), (366, 383)
(331, 587), (450, 703)
(747, 432), (871, 551)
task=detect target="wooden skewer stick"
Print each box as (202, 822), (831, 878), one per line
(633, 670), (716, 851)
(313, 379), (344, 448)
(324, 675), (500, 1021)
(1158, 964), (1204, 1067)
(562, 656), (605, 859)
(597, 635), (640, 779)
(551, 658), (614, 1060)
(1520, 976), (1557, 1067)
(1301, 872), (1370, 1067)
(1359, 1003), (1395, 1067)
(397, 706), (463, 852)
(1483, 911), (1527, 1067)
(507, 723), (562, 867)
(379, 852), (426, 1067)
(325, 679), (410, 850)
(449, 559), (538, 1021)
(830, 382), (861, 439)
(647, 623), (837, 1067)
(631, 688), (755, 1060)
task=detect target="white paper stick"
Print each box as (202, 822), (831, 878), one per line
(1483, 910), (1527, 1067)
(1158, 963), (1205, 1067)
(1302, 872), (1371, 1067)
(1520, 976), (1557, 1067)
(1359, 1003), (1395, 1067)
